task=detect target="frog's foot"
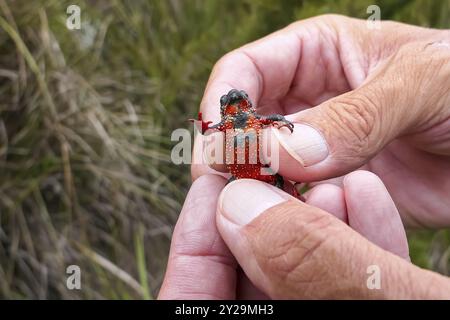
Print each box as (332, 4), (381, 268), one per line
(271, 117), (294, 133)
(188, 112), (213, 134)
(292, 182), (305, 202)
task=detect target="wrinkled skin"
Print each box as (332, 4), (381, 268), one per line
(161, 15), (450, 299)
(192, 15), (450, 229)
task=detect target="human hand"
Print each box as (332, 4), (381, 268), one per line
(192, 15), (450, 228)
(158, 172), (450, 299)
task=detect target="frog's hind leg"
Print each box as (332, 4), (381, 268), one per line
(274, 174), (305, 202)
(292, 182), (305, 202)
(274, 174), (284, 189)
(227, 175), (237, 184)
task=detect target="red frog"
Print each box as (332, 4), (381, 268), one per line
(191, 89), (303, 200)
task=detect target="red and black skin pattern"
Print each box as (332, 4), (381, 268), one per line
(192, 89), (303, 200)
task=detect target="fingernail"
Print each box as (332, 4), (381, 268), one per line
(273, 123), (328, 166)
(219, 179), (288, 226)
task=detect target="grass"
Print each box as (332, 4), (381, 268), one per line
(0, 0), (448, 299)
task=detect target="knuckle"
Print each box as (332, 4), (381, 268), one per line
(215, 51), (235, 67)
(393, 40), (450, 120)
(313, 13), (349, 24)
(211, 52), (234, 76)
(268, 216), (332, 271)
(419, 41), (450, 82)
(250, 204), (346, 296)
(397, 41), (450, 75)
(214, 50), (246, 74)
(323, 92), (380, 159)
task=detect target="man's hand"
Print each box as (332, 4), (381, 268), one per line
(216, 176), (450, 299)
(193, 15), (450, 228)
(158, 172), (450, 299)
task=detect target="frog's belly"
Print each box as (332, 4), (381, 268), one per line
(225, 138), (262, 179)
(227, 163), (262, 179)
(224, 127), (276, 181)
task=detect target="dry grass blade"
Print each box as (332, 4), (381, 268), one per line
(78, 244), (146, 298)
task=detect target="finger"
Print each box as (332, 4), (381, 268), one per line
(158, 174), (236, 299)
(304, 183), (347, 222)
(192, 131), (230, 179)
(200, 23), (304, 121)
(306, 164), (370, 189)
(267, 40), (450, 182)
(193, 18), (329, 179)
(216, 179), (447, 299)
(343, 170), (410, 260)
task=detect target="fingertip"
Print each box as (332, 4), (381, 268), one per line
(343, 170), (382, 187)
(201, 131), (229, 173)
(343, 170), (410, 260)
(304, 184), (347, 222)
(191, 163), (229, 181)
(190, 173), (228, 190)
(217, 179), (290, 227)
(261, 120), (344, 183)
(192, 132), (229, 180)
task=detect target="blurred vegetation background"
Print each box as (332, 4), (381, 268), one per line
(0, 0), (449, 299)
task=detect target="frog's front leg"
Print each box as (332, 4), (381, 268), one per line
(189, 112), (226, 134)
(257, 114), (294, 133)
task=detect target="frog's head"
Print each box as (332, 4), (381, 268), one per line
(220, 89), (255, 118)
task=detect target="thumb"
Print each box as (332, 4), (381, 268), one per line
(216, 179), (450, 299)
(269, 41), (450, 181)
